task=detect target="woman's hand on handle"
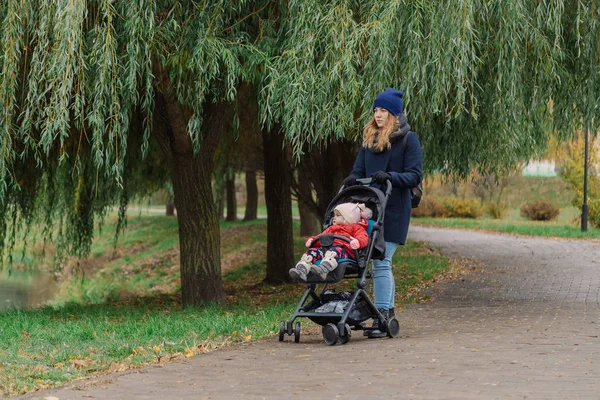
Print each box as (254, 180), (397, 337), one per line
(343, 175), (357, 187)
(371, 171), (392, 184)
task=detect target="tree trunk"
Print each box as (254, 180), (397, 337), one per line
(297, 166), (319, 236)
(236, 83), (262, 222)
(244, 169), (258, 221)
(217, 186), (225, 220)
(152, 65), (228, 306)
(171, 153), (225, 305)
(225, 176), (237, 221)
(166, 202), (175, 216)
(305, 141), (357, 217)
(262, 128), (294, 283)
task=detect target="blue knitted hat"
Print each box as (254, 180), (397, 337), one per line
(373, 88), (404, 115)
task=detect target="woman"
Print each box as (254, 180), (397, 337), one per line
(343, 88), (423, 338)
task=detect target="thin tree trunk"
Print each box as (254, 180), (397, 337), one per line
(297, 167), (319, 236)
(244, 169), (258, 221)
(166, 191), (175, 216)
(300, 141), (357, 218)
(217, 186), (225, 220)
(225, 176), (237, 221)
(236, 83), (262, 222)
(166, 202), (175, 216)
(263, 128), (294, 283)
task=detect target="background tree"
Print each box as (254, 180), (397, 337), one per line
(262, 127), (295, 283)
(555, 131), (600, 227)
(236, 83), (263, 222)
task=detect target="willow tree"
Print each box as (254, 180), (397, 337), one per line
(262, 0), (599, 178)
(2, 0), (598, 305)
(0, 0), (272, 306)
(256, 0), (600, 283)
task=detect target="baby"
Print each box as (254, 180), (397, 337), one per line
(289, 203), (372, 281)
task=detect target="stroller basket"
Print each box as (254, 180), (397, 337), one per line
(307, 290), (372, 326)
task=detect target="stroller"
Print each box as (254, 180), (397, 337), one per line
(278, 178), (400, 345)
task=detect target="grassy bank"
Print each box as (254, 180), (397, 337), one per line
(412, 215), (599, 239)
(413, 175), (599, 238)
(0, 214), (452, 398)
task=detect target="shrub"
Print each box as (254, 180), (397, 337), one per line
(520, 200), (560, 221)
(443, 197), (483, 218)
(587, 198), (600, 228)
(411, 198), (448, 218)
(554, 130), (600, 227)
(487, 201), (507, 219)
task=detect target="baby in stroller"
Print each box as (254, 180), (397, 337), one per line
(280, 179), (400, 345)
(289, 202), (372, 282)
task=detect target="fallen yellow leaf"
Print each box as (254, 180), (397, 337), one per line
(185, 349), (194, 358)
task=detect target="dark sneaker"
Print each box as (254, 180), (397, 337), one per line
(367, 308), (389, 339)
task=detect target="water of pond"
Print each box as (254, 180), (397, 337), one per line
(0, 271), (57, 311)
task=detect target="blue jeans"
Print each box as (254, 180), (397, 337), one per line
(372, 241), (398, 310)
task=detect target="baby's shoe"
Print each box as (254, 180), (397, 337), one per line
(289, 254), (312, 282)
(319, 251), (338, 273)
(311, 251), (338, 280)
(310, 264), (329, 280)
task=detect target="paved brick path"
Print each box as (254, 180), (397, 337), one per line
(18, 226), (600, 400)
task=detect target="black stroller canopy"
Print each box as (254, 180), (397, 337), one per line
(322, 185), (387, 227)
(322, 184), (388, 261)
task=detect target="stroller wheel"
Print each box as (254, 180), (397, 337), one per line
(338, 323), (352, 345)
(386, 317), (400, 338)
(279, 321), (286, 342)
(322, 323), (339, 346)
(294, 322), (301, 343)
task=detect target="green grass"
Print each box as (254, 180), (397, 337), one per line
(0, 215), (452, 398)
(413, 216), (600, 239)
(0, 297), (293, 397)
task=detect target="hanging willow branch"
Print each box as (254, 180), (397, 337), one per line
(261, 0), (599, 177)
(0, 0), (598, 268)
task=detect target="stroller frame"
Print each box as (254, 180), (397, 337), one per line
(279, 178), (401, 345)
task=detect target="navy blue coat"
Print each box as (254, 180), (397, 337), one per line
(349, 131), (422, 244)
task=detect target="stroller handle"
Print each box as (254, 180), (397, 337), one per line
(351, 177), (393, 196)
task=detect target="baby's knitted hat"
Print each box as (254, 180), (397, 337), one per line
(334, 203), (362, 224)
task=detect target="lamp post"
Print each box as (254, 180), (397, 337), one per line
(581, 123), (589, 232)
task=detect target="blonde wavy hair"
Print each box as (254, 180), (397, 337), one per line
(362, 114), (399, 152)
